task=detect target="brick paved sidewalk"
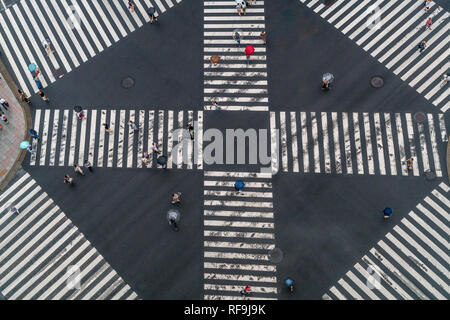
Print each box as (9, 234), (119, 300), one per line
(0, 70), (27, 189)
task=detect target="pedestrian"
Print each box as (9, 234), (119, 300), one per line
(440, 74), (449, 87)
(34, 76), (43, 90)
(187, 123), (194, 140)
(77, 111), (86, 120)
(103, 123), (112, 133)
(171, 192), (181, 204)
(233, 31), (241, 47)
(383, 207), (393, 219)
(27, 145), (35, 154)
(149, 10), (158, 24)
(42, 39), (54, 56)
(128, 120), (138, 132)
(260, 30), (266, 44)
(321, 79), (330, 91)
(64, 174), (73, 184)
(168, 215), (179, 231)
(406, 157), (414, 171)
(417, 40), (427, 53)
(236, 2), (242, 16)
(240, 1), (247, 15)
(240, 285), (251, 296)
(142, 156), (150, 166)
(37, 90), (49, 102)
(152, 142), (161, 154)
(128, 0), (135, 12)
(1, 113), (9, 124)
(423, 0), (431, 11)
(74, 164), (85, 176)
(247, 0), (253, 6)
(211, 99), (220, 110)
(18, 89), (31, 105)
(84, 160), (93, 172)
(0, 97), (9, 110)
(9, 206), (20, 215)
(246, 53), (251, 65)
(425, 17), (432, 30)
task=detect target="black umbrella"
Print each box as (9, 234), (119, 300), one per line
(74, 106), (82, 112)
(147, 7), (155, 15)
(157, 155), (167, 166)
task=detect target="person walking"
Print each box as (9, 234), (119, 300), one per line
(423, 0), (431, 11)
(148, 9), (158, 24)
(18, 89), (31, 105)
(64, 174), (73, 184)
(37, 90), (49, 102)
(236, 2), (242, 16)
(187, 123), (194, 140)
(77, 111), (86, 120)
(152, 142), (161, 154)
(383, 207), (393, 219)
(27, 145), (35, 154)
(34, 76), (43, 90)
(74, 164), (85, 176)
(240, 285), (251, 297)
(233, 31), (241, 47)
(260, 30), (266, 44)
(128, 0), (135, 12)
(128, 120), (138, 132)
(171, 192), (181, 204)
(247, 0), (253, 6)
(103, 123), (112, 133)
(42, 39), (54, 56)
(9, 206), (20, 215)
(168, 215), (179, 231)
(1, 113), (9, 124)
(84, 160), (93, 172)
(440, 74), (449, 87)
(321, 79), (330, 91)
(0, 97), (9, 110)
(240, 1), (247, 15)
(425, 17), (432, 30)
(417, 40), (427, 53)
(406, 157), (414, 171)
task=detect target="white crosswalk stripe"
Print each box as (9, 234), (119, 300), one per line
(272, 111), (447, 176)
(203, 0), (268, 111)
(203, 170), (278, 300)
(298, 0), (450, 113)
(0, 0), (182, 96)
(27, 108), (203, 170)
(0, 172), (138, 300)
(322, 182), (450, 300)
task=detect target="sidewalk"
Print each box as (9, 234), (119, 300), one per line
(0, 57), (30, 190)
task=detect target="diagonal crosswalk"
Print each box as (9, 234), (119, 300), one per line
(323, 182), (450, 300)
(203, 170), (278, 300)
(298, 0), (450, 113)
(271, 111), (448, 176)
(204, 0), (269, 111)
(0, 0), (182, 96)
(0, 171), (138, 300)
(28, 108), (203, 170)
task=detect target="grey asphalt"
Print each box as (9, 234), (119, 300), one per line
(1, 0), (448, 300)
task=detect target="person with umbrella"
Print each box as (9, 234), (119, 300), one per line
(233, 31), (241, 47)
(147, 7), (158, 24)
(29, 129), (40, 141)
(157, 155), (168, 168)
(171, 192), (182, 204)
(383, 207), (393, 219)
(64, 174), (74, 185)
(167, 209), (180, 231)
(285, 277), (294, 292)
(245, 45), (254, 65)
(234, 180), (245, 194)
(74, 106), (86, 120)
(321, 73), (334, 91)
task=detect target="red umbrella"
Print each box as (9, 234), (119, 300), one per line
(245, 45), (255, 56)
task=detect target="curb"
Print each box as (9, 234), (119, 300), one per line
(0, 56), (32, 191)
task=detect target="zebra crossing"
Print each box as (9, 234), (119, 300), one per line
(298, 0), (449, 113)
(271, 111), (448, 176)
(0, 0), (182, 97)
(323, 182), (450, 300)
(203, 171), (278, 300)
(0, 171), (138, 300)
(28, 108), (203, 170)
(203, 0), (269, 111)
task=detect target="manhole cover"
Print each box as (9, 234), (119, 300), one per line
(425, 171), (436, 181)
(323, 0), (336, 6)
(268, 248), (283, 263)
(121, 76), (135, 88)
(414, 112), (426, 123)
(370, 76), (384, 88)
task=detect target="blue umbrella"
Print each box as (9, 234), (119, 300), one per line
(29, 129), (37, 135)
(28, 63), (37, 72)
(20, 141), (30, 149)
(234, 180), (245, 191)
(383, 207), (393, 215)
(284, 277), (294, 287)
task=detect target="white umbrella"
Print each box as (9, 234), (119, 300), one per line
(323, 73), (334, 83)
